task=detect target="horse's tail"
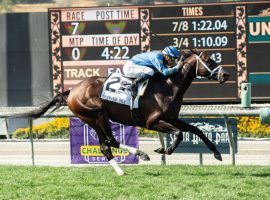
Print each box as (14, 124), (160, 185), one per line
(12, 90), (70, 118)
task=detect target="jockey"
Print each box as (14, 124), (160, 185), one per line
(123, 45), (181, 97)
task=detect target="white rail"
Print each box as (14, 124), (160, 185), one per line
(0, 104), (270, 117)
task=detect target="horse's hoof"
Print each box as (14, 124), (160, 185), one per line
(214, 151), (222, 161)
(140, 153), (150, 161)
(138, 151), (150, 161)
(154, 147), (165, 154)
(164, 149), (172, 155)
(118, 172), (126, 176)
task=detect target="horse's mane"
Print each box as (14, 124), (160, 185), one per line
(180, 49), (193, 58)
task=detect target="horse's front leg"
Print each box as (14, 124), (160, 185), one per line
(151, 120), (183, 155)
(171, 118), (222, 161)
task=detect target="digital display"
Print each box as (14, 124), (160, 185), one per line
(149, 4), (238, 101)
(49, 1), (270, 102)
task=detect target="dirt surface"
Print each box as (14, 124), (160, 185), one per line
(0, 138), (269, 166)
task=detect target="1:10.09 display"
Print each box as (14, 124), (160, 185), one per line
(192, 36), (228, 47)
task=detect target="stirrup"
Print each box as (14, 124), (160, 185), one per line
(131, 90), (137, 99)
(131, 84), (138, 98)
(130, 84), (137, 110)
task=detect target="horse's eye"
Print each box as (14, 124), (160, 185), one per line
(204, 55), (210, 61)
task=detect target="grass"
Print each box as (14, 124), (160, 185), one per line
(0, 165), (269, 200)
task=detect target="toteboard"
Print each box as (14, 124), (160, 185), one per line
(49, 1), (270, 102)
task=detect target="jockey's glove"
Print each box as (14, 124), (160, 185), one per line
(176, 61), (183, 71)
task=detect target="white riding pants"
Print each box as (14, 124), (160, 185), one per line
(123, 60), (154, 78)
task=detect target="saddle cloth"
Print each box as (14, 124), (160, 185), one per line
(100, 73), (148, 109)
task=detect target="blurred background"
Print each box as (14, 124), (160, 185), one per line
(0, 0), (258, 13)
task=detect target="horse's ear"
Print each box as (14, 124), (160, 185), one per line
(181, 50), (192, 58)
(190, 48), (200, 55)
(180, 50), (192, 57)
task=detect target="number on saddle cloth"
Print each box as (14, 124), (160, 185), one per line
(100, 73), (148, 108)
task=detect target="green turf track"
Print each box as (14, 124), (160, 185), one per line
(0, 165), (269, 200)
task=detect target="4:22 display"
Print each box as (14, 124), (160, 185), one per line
(101, 46), (130, 60)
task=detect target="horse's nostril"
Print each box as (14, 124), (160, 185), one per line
(223, 73), (230, 79)
(219, 72), (230, 84)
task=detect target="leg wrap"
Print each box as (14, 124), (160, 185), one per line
(119, 144), (138, 154)
(109, 158), (125, 176)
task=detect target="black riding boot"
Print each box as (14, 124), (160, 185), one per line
(131, 75), (151, 98)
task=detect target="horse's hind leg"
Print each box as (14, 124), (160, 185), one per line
(97, 126), (125, 176)
(119, 143), (150, 161)
(80, 116), (125, 176)
(99, 117), (150, 161)
(171, 118), (222, 161)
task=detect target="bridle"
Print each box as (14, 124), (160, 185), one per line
(182, 52), (223, 81)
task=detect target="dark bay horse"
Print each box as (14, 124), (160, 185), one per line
(17, 49), (229, 175)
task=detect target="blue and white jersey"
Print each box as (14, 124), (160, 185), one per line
(130, 51), (179, 76)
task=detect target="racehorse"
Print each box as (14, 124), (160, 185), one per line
(16, 49), (229, 175)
